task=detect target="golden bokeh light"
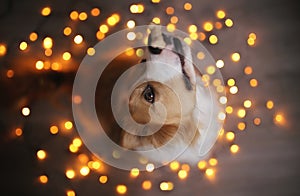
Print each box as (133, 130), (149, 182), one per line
(99, 24), (109, 34)
(37, 150), (47, 160)
(184, 2), (192, 11)
(142, 180), (152, 190)
(15, 128), (23, 136)
(205, 168), (215, 177)
(35, 60), (44, 70)
(167, 23), (176, 32)
(178, 169), (188, 179)
(209, 34), (218, 44)
(152, 0), (160, 3)
(146, 163), (155, 172)
(166, 7), (175, 15)
(209, 158), (218, 166)
(197, 160), (207, 170)
(130, 168), (140, 177)
(152, 17), (161, 24)
(78, 12), (88, 21)
(116, 185), (127, 194)
(237, 108), (246, 118)
(266, 100), (274, 109)
(63, 27), (72, 37)
(254, 117), (261, 126)
(39, 175), (48, 184)
(215, 21), (223, 29)
(244, 100), (252, 108)
(160, 182), (174, 191)
(66, 169), (75, 179)
(169, 161), (180, 171)
(206, 65), (216, 75)
(227, 78), (235, 86)
(170, 16), (178, 24)
(87, 47), (96, 56)
(66, 190), (76, 196)
(41, 7), (51, 16)
(198, 32), (206, 41)
(127, 20), (135, 29)
(0, 44), (7, 56)
(203, 22), (213, 32)
(250, 78), (258, 87)
(49, 125), (58, 134)
(62, 52), (71, 61)
(237, 122), (246, 131)
(274, 113), (286, 125)
(225, 18), (234, 27)
(136, 48), (144, 57)
(80, 166), (90, 176)
(91, 8), (100, 16)
(19, 41), (28, 51)
(216, 59), (224, 68)
(73, 138), (82, 147)
(130, 4), (144, 13)
(231, 52), (240, 62)
(29, 32), (38, 41)
(225, 106), (233, 114)
(230, 144), (240, 154)
(70, 11), (78, 20)
(183, 37), (192, 45)
(99, 175), (108, 184)
(64, 121), (73, 130)
(74, 35), (83, 44)
(249, 32), (257, 40)
(43, 37), (53, 49)
(244, 66), (253, 75)
(96, 31), (105, 40)
(22, 107), (30, 116)
(188, 24), (197, 33)
(44, 48), (52, 57)
(226, 131), (235, 141)
(216, 10), (226, 19)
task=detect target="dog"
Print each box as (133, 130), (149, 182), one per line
(117, 25), (222, 163)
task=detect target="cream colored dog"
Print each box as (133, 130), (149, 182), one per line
(119, 25), (221, 163)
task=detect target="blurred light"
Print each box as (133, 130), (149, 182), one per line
(244, 100), (252, 108)
(213, 79), (221, 87)
(107, 14), (120, 26)
(87, 47), (96, 56)
(62, 52), (71, 61)
(22, 107), (30, 116)
(91, 8), (100, 16)
(35, 60), (44, 70)
(130, 4), (144, 13)
(219, 96), (227, 104)
(178, 170), (187, 179)
(80, 166), (90, 176)
(274, 113), (286, 125)
(78, 12), (88, 21)
(137, 4), (144, 13)
(197, 52), (205, 59)
(230, 144), (239, 154)
(197, 160), (207, 170)
(99, 175), (108, 184)
(19, 41), (28, 51)
(73, 138), (82, 147)
(229, 86), (238, 94)
(125, 48), (134, 56)
(64, 121), (73, 130)
(216, 59), (224, 68)
(0, 44), (7, 56)
(146, 163), (155, 172)
(160, 182), (174, 191)
(50, 125), (58, 134)
(217, 85), (224, 93)
(215, 22), (223, 29)
(41, 7), (51, 16)
(266, 100), (274, 109)
(169, 161), (180, 171)
(225, 19), (234, 27)
(51, 62), (61, 70)
(184, 37), (192, 45)
(228, 78), (236, 86)
(250, 79), (258, 87)
(225, 106), (233, 114)
(226, 131), (235, 141)
(218, 112), (226, 120)
(142, 180), (152, 190)
(188, 25), (197, 33)
(69, 144), (78, 153)
(152, 17), (160, 24)
(184, 2), (192, 10)
(99, 24), (109, 34)
(112, 150), (120, 159)
(198, 32), (206, 41)
(249, 33), (257, 40)
(254, 117), (261, 126)
(37, 150), (47, 160)
(167, 23), (176, 32)
(66, 190), (76, 196)
(209, 35), (218, 44)
(203, 22), (213, 32)
(70, 11), (78, 20)
(136, 48), (144, 57)
(152, 0), (160, 3)
(92, 161), (101, 170)
(66, 169), (75, 179)
(15, 128), (23, 136)
(44, 48), (52, 57)
(29, 32), (38, 41)
(166, 7), (174, 15)
(206, 65), (216, 75)
(116, 185), (127, 194)
(170, 16), (178, 24)
(181, 164), (190, 172)
(216, 10), (226, 19)
(39, 175), (48, 184)
(96, 31), (105, 40)
(209, 158), (218, 166)
(127, 32), (136, 41)
(43, 37), (53, 49)
(74, 35), (83, 44)
(237, 122), (246, 131)
(205, 168), (215, 177)
(237, 108), (246, 118)
(231, 52), (240, 62)
(130, 168), (140, 177)
(247, 38), (255, 46)
(244, 66), (253, 75)
(78, 154), (88, 163)
(127, 20), (136, 29)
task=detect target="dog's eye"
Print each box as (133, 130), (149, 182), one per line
(143, 85), (155, 104)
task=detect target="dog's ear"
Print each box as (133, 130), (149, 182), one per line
(173, 37), (196, 89)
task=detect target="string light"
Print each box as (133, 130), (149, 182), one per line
(99, 176), (108, 184)
(142, 180), (152, 190)
(116, 185), (127, 194)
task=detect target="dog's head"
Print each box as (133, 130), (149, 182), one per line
(121, 25), (200, 149)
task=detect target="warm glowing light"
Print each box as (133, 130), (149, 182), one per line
(230, 144), (239, 154)
(170, 16), (178, 24)
(107, 14), (120, 26)
(205, 168), (215, 177)
(66, 169), (75, 179)
(237, 109), (246, 118)
(43, 37), (53, 49)
(160, 182), (174, 191)
(99, 175), (108, 184)
(70, 11), (78, 20)
(51, 62), (61, 70)
(142, 180), (152, 190)
(146, 163), (155, 172)
(213, 79), (221, 87)
(226, 131), (235, 141)
(249, 33), (257, 40)
(73, 138), (82, 147)
(184, 2), (192, 10)
(137, 4), (144, 13)
(197, 160), (207, 170)
(181, 164), (190, 172)
(169, 161), (180, 171)
(6, 69), (13, 78)
(247, 38), (255, 46)
(178, 170), (188, 179)
(266, 100), (274, 109)
(203, 22), (213, 32)
(44, 48), (52, 56)
(69, 144), (78, 153)
(35, 60), (44, 70)
(0, 44), (7, 56)
(244, 100), (252, 108)
(225, 18), (234, 27)
(206, 65), (216, 75)
(78, 12), (88, 21)
(152, 17), (160, 24)
(250, 78), (258, 87)
(22, 107), (30, 116)
(167, 23), (176, 32)
(116, 185), (127, 194)
(184, 37), (192, 45)
(209, 34), (218, 44)
(64, 121), (73, 130)
(198, 32), (206, 41)
(274, 113), (285, 125)
(166, 7), (174, 15)
(66, 190), (76, 196)
(190, 32), (198, 40)
(231, 52), (240, 62)
(80, 166), (90, 176)
(237, 122), (246, 131)
(225, 106), (233, 114)
(130, 168), (140, 177)
(219, 96), (227, 104)
(74, 35), (83, 44)
(91, 161), (101, 170)
(125, 48), (135, 56)
(130, 4), (144, 13)
(87, 47), (96, 56)
(218, 112), (226, 120)
(188, 25), (197, 33)
(96, 31), (105, 40)
(215, 22), (223, 29)
(229, 86), (238, 94)
(197, 52), (205, 59)
(29, 32), (38, 41)
(39, 175), (48, 184)
(216, 60), (224, 68)
(127, 32), (136, 41)
(136, 48), (144, 57)
(37, 150), (47, 160)
(91, 8), (100, 16)
(15, 128), (23, 136)
(216, 10), (226, 19)
(127, 20), (135, 29)
(41, 7), (51, 16)
(152, 0), (160, 3)
(244, 66), (253, 75)
(62, 52), (71, 61)
(209, 158), (218, 166)
(99, 24), (109, 34)
(254, 117), (261, 126)
(49, 126), (58, 135)
(19, 41), (28, 51)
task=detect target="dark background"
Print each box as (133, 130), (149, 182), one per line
(1, 0), (300, 195)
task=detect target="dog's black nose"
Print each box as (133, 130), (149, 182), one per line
(143, 85), (155, 104)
